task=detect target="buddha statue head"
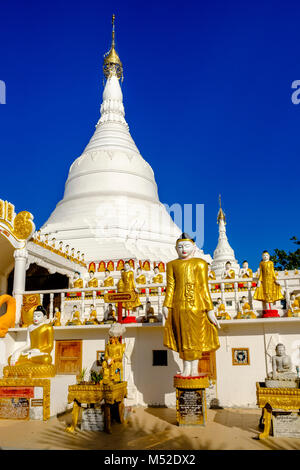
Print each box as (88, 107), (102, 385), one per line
(104, 269), (110, 278)
(89, 270), (95, 279)
(225, 261), (232, 270)
(176, 233), (196, 260)
(242, 260), (249, 269)
(241, 296), (247, 305)
(154, 266), (159, 275)
(33, 305), (47, 326)
(59, 241), (63, 251)
(262, 251), (270, 262)
(124, 261), (131, 272)
(136, 267), (142, 275)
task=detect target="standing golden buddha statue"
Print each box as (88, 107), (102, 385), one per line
(253, 251), (284, 314)
(163, 233), (220, 377)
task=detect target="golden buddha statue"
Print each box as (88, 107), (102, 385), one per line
(52, 308), (61, 326)
(66, 307), (82, 326)
(287, 293), (300, 317)
(102, 323), (126, 384)
(163, 233), (220, 377)
(103, 269), (115, 287)
(119, 261), (141, 311)
(72, 272), (83, 289)
(5, 305), (56, 377)
(236, 297), (256, 319)
(58, 241), (64, 254)
(222, 261), (235, 290)
(215, 298), (231, 320)
(152, 266), (163, 284)
(135, 267), (146, 285)
(84, 305), (99, 325)
(142, 301), (158, 323)
(253, 251), (284, 308)
(50, 237), (57, 253)
(87, 271), (98, 288)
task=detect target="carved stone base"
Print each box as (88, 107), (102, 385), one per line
(3, 364), (56, 378)
(265, 379), (298, 389)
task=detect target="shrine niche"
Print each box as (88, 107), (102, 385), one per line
(88, 262), (96, 273)
(107, 260), (114, 271)
(128, 259), (135, 269)
(158, 261), (165, 272)
(98, 261), (106, 272)
(116, 259), (124, 271)
(143, 260), (150, 271)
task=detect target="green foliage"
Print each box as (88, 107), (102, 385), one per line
(270, 237), (300, 270)
(90, 370), (102, 384)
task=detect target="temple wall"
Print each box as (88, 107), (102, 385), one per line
(3, 319), (300, 416)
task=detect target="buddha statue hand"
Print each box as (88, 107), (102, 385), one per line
(207, 310), (221, 329)
(162, 306), (168, 319)
(24, 348), (45, 359)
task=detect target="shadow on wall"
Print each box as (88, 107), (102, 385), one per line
(132, 347), (180, 407)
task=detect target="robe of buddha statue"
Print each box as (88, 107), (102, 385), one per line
(163, 257), (220, 361)
(52, 311), (61, 326)
(208, 270), (216, 280)
(152, 273), (163, 284)
(120, 270), (141, 310)
(254, 260), (284, 304)
(73, 278), (83, 289)
(103, 276), (114, 287)
(8, 323), (54, 366)
(66, 311), (82, 326)
(236, 302), (256, 319)
(103, 337), (126, 383)
(84, 310), (99, 325)
(87, 277), (98, 288)
(216, 302), (231, 320)
(136, 274), (146, 285)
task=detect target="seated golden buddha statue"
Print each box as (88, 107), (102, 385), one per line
(102, 269), (115, 288)
(208, 263), (216, 280)
(236, 297), (256, 319)
(66, 306), (82, 326)
(86, 270), (98, 288)
(152, 266), (163, 284)
(135, 267), (146, 285)
(52, 307), (61, 326)
(222, 261), (235, 291)
(5, 305), (56, 378)
(101, 323), (126, 384)
(72, 272), (83, 289)
(287, 293), (300, 317)
(142, 301), (158, 323)
(84, 305), (99, 325)
(215, 298), (231, 320)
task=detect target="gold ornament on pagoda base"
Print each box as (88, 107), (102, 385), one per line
(4, 305), (56, 379)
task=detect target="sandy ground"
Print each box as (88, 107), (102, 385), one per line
(0, 406), (299, 451)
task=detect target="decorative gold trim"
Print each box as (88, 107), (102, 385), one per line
(3, 364), (56, 379)
(174, 375), (209, 389)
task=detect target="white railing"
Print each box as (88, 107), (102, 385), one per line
(18, 274), (300, 326)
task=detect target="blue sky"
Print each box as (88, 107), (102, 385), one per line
(0, 0), (299, 269)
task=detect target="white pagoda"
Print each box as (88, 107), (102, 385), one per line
(40, 18), (209, 268)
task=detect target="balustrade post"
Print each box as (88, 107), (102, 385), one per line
(49, 293), (54, 321)
(60, 292), (65, 323)
(81, 291), (85, 323)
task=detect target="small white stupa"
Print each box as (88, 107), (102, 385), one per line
(211, 197), (239, 276)
(40, 16), (209, 265)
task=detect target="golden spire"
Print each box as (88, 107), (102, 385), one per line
(217, 194), (226, 224)
(103, 14), (123, 81)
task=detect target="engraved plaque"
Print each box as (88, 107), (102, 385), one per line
(81, 408), (104, 431)
(177, 388), (205, 426)
(0, 397), (29, 420)
(273, 412), (300, 438)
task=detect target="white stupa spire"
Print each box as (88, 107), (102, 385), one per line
(40, 16), (186, 263)
(211, 196), (239, 276)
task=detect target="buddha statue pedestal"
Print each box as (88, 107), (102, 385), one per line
(262, 309), (280, 318)
(174, 374), (209, 427)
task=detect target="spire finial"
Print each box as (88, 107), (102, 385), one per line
(217, 194), (226, 224)
(103, 14), (123, 81)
